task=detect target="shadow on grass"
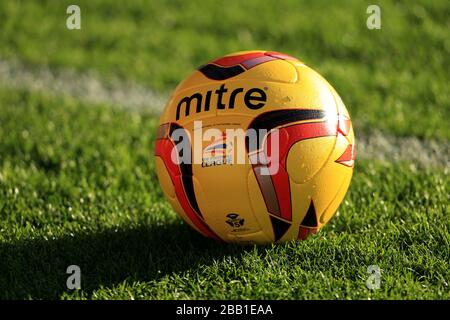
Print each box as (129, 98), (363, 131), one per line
(0, 221), (249, 299)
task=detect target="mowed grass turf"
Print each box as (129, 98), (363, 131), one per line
(0, 0), (449, 299)
(0, 89), (448, 299)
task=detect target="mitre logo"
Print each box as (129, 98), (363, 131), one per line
(176, 84), (267, 120)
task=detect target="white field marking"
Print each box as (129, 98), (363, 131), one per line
(0, 58), (167, 112)
(357, 131), (449, 168)
(0, 58), (448, 168)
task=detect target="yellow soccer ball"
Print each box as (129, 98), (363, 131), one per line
(155, 50), (355, 244)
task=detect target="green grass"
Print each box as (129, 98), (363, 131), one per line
(0, 88), (448, 299)
(0, 0), (449, 300)
(0, 0), (449, 139)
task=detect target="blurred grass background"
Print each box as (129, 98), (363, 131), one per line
(0, 0), (449, 138)
(0, 0), (448, 299)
